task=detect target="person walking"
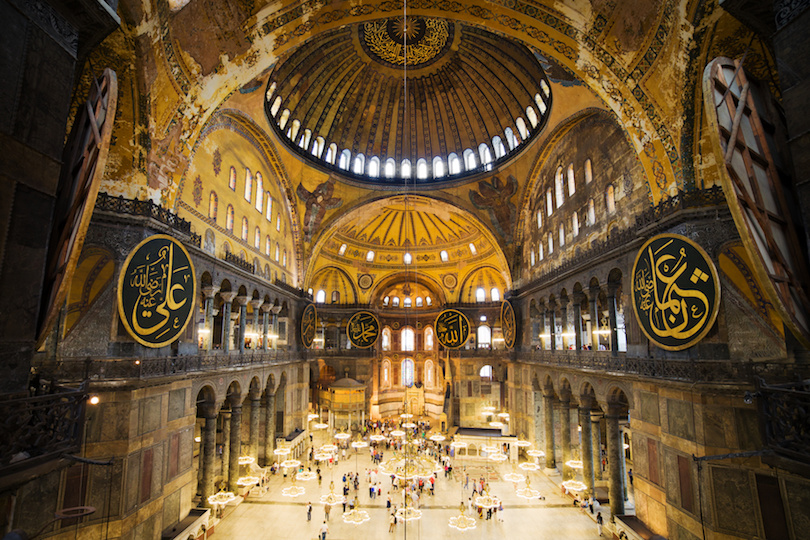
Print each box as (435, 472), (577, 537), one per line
(596, 512), (604, 536)
(319, 521), (329, 540)
(389, 513), (396, 532)
(307, 502), (312, 522)
(324, 504), (330, 521)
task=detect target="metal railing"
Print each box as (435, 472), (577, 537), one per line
(224, 252), (255, 274)
(95, 193), (192, 235)
(757, 378), (810, 464)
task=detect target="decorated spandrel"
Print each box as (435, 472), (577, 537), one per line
(435, 309), (471, 349)
(631, 234), (720, 351)
(347, 311), (380, 349)
(301, 304), (317, 348)
(501, 300), (516, 349)
(117, 235), (196, 348)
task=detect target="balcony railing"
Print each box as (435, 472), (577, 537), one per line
(0, 384), (86, 480)
(96, 193), (192, 235)
(224, 251), (255, 274)
(757, 378), (810, 464)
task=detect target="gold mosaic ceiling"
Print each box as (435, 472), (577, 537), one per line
(265, 17), (552, 183)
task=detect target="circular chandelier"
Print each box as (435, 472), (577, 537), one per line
(334, 432), (351, 440)
(402, 422), (417, 428)
(450, 441), (468, 449)
(237, 476), (260, 486)
(308, 413), (319, 421)
(379, 455), (439, 480)
(351, 440), (369, 449)
(238, 456), (255, 465)
(395, 506), (423, 521)
(480, 444), (499, 454)
(474, 493), (501, 509)
(320, 444), (338, 453)
(519, 462), (540, 471)
(503, 472), (524, 483)
(280, 459), (301, 469)
(273, 448), (290, 456)
(515, 439), (532, 447)
(448, 514), (477, 531)
(281, 486), (306, 497)
(489, 421), (505, 428)
(314, 452), (332, 461)
(207, 492), (236, 506)
(482, 406), (496, 412)
(516, 487), (541, 499)
(313, 422), (329, 430)
(400, 413), (414, 419)
(498, 412), (510, 419)
(390, 430), (406, 437)
(370, 434), (386, 442)
(561, 480), (587, 492)
(527, 449), (545, 458)
(488, 453), (508, 463)
(429, 434), (446, 442)
(565, 460), (584, 469)
(342, 509), (370, 525)
(320, 491), (346, 506)
(297, 471), (317, 481)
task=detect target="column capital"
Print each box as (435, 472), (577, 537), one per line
(579, 394), (595, 410)
(235, 295), (250, 306)
(250, 298), (264, 310)
(220, 291), (238, 303)
(260, 303), (273, 313)
(271, 304), (283, 315)
(202, 286), (221, 298)
(227, 392), (243, 409)
(199, 402), (220, 419)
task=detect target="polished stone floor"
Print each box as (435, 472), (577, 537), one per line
(212, 449), (608, 539)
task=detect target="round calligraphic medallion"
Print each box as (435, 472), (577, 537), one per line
(346, 311), (380, 349)
(301, 304), (317, 348)
(501, 300), (516, 349)
(435, 309), (471, 349)
(631, 234), (720, 351)
(117, 235), (196, 348)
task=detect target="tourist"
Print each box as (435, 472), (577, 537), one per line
(596, 512), (604, 536)
(307, 502), (312, 522)
(319, 521), (329, 540)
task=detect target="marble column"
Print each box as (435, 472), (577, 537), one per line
(261, 304), (271, 351)
(250, 299), (263, 349)
(533, 390), (544, 449)
(249, 395), (261, 459)
(228, 400), (243, 492)
(548, 309), (557, 351)
(235, 295), (249, 353)
(560, 299), (569, 350)
(560, 393), (572, 479)
(200, 405), (219, 506)
(592, 413), (603, 481)
(543, 391), (556, 469)
(606, 409), (625, 519)
(264, 393), (276, 466)
(573, 297), (583, 352)
(271, 304), (282, 351)
(202, 286), (219, 351)
(589, 287), (599, 350)
(608, 289), (619, 356)
(221, 410), (231, 482)
(219, 292), (237, 353)
(579, 402), (595, 498)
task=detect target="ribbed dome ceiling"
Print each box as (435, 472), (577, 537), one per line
(265, 17), (552, 184)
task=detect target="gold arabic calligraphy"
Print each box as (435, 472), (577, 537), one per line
(301, 304), (317, 347)
(347, 312), (379, 348)
(436, 309), (470, 349)
(363, 18), (449, 66)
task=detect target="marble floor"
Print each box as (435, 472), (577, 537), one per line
(211, 450), (608, 539)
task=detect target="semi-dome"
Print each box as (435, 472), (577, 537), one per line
(265, 17), (552, 185)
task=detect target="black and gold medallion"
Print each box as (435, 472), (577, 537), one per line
(347, 311), (380, 349)
(435, 309), (470, 349)
(117, 235), (196, 348)
(501, 300), (516, 349)
(301, 304), (317, 348)
(631, 234), (720, 351)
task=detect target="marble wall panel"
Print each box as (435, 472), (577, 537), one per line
(640, 391), (660, 425)
(168, 388), (186, 422)
(667, 399), (695, 441)
(711, 467), (757, 535)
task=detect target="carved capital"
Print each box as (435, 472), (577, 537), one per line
(220, 291), (238, 303)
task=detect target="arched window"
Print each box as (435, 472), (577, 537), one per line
(469, 243), (477, 255)
(325, 143), (338, 164)
(535, 93), (547, 114)
(392, 297), (400, 307)
(266, 196), (273, 221)
(478, 143), (493, 166)
(204, 230), (215, 254)
(572, 212), (579, 237)
(312, 137), (325, 158)
(584, 159), (593, 184)
(463, 149), (476, 171)
(491, 288), (500, 302)
(366, 250), (375, 262)
(382, 328), (391, 350)
(265, 236), (271, 256)
(537, 209), (542, 229)
(275, 243), (280, 262)
(288, 119), (300, 141)
(526, 106), (538, 128)
(244, 168), (253, 203)
(241, 218), (249, 241)
(505, 127), (518, 150)
(278, 109), (290, 130)
(606, 185), (616, 213)
(316, 290), (326, 303)
(229, 167), (237, 191)
(476, 287), (486, 302)
(588, 199), (596, 225)
(270, 96), (282, 117)
(541, 79), (550, 97)
(299, 128), (311, 150)
(559, 223), (565, 246)
(555, 167), (564, 208)
(530, 249), (536, 266)
(401, 328), (415, 351)
(276, 214), (281, 232)
(477, 326), (491, 348)
(516, 117), (529, 139)
(255, 173), (264, 212)
(226, 205), (234, 232)
(440, 250), (448, 262)
(353, 153), (365, 174)
(480, 364), (493, 380)
(539, 243), (544, 261)
(403, 252), (412, 265)
(401, 359), (414, 387)
(331, 291), (340, 303)
(208, 191), (218, 220)
(548, 232), (554, 254)
(404, 297), (412, 308)
(338, 243), (347, 256)
(433, 157), (445, 177)
(384, 158), (396, 178)
(425, 359), (434, 385)
(383, 296), (390, 306)
(338, 149), (351, 170)
(282, 250), (287, 267)
(400, 159), (412, 178)
(254, 227), (261, 248)
(567, 164), (576, 196)
(368, 157), (380, 178)
(382, 359), (390, 385)
(416, 158), (428, 179)
(492, 136), (506, 159)
(448, 153), (461, 174)
(426, 296), (432, 306)
(546, 189), (553, 216)
(416, 297), (423, 307)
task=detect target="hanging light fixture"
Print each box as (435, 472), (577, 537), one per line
(503, 472), (525, 483)
(237, 476), (260, 486)
(515, 439), (532, 447)
(351, 440), (369, 449)
(448, 514), (477, 531)
(281, 486), (306, 497)
(370, 434), (386, 442)
(334, 432), (351, 440)
(313, 422), (328, 430)
(519, 462), (540, 471)
(516, 487), (541, 499)
(527, 449), (545, 458)
(280, 459), (301, 469)
(297, 471), (317, 481)
(561, 479), (587, 492)
(429, 434), (446, 442)
(238, 456), (255, 465)
(342, 509), (371, 525)
(565, 460), (584, 469)
(320, 491), (346, 506)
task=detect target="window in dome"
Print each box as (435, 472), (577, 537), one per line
(416, 297), (423, 307)
(308, 288), (313, 297)
(433, 156), (445, 177)
(331, 291), (339, 303)
(572, 212), (579, 237)
(366, 250), (375, 262)
(537, 209), (542, 229)
(279, 109), (290, 130)
(505, 127), (518, 150)
(353, 153), (365, 174)
(476, 287), (486, 302)
(463, 149), (476, 171)
(469, 243), (477, 255)
(548, 232), (553, 254)
(229, 166), (236, 191)
(559, 223), (565, 246)
(316, 290), (325, 303)
(383, 296), (390, 306)
(338, 243), (347, 256)
(401, 159), (412, 178)
(567, 164), (576, 196)
(541, 79), (550, 97)
(555, 167), (564, 208)
(401, 328), (415, 351)
(208, 192), (218, 220)
(266, 196), (273, 221)
(535, 93), (547, 114)
(241, 217), (249, 241)
(588, 199), (596, 225)
(325, 143), (337, 164)
(276, 214), (281, 232)
(254, 227), (260, 248)
(338, 149), (351, 170)
(448, 153), (461, 174)
(516, 117), (529, 140)
(492, 136), (506, 159)
(255, 173), (264, 212)
(289, 120), (300, 141)
(440, 250), (448, 262)
(478, 144), (493, 167)
(265, 236), (271, 256)
(275, 243), (280, 262)
(584, 159), (593, 184)
(300, 129), (312, 150)
(403, 252), (412, 265)
(312, 137), (325, 158)
(401, 358), (414, 386)
(526, 106), (538, 128)
(416, 158), (428, 179)
(546, 189), (553, 216)
(392, 297), (400, 307)
(244, 168), (253, 203)
(424, 327), (434, 350)
(226, 205), (234, 232)
(384, 158), (396, 178)
(270, 96), (282, 117)
(491, 288), (500, 302)
(368, 156), (380, 178)
(606, 185), (616, 213)
(426, 296), (432, 306)
(404, 297), (412, 308)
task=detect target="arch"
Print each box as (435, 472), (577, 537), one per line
(384, 158), (396, 178)
(226, 205), (234, 232)
(400, 159), (412, 178)
(416, 158), (428, 179)
(338, 149), (351, 170)
(241, 217), (249, 241)
(567, 164), (575, 196)
(477, 325), (491, 348)
(492, 136), (506, 159)
(448, 153), (461, 174)
(401, 358), (415, 387)
(584, 158), (593, 184)
(462, 148), (476, 170)
(458, 266), (508, 303)
(382, 358), (391, 387)
(555, 167), (564, 208)
(353, 153), (365, 174)
(479, 364), (493, 380)
(424, 359), (435, 387)
(526, 106), (538, 128)
(312, 136), (325, 158)
(368, 156), (380, 177)
(401, 327), (415, 351)
(308, 266), (358, 302)
(208, 191), (218, 220)
(325, 143), (338, 164)
(424, 326), (434, 350)
(204, 230), (215, 254)
(433, 156), (445, 177)
(382, 328), (392, 351)
(516, 117), (529, 139)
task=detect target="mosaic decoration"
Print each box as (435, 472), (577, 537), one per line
(501, 300), (516, 349)
(631, 234), (720, 351)
(192, 175), (203, 206)
(297, 179), (342, 241)
(301, 303), (317, 348)
(212, 148), (222, 176)
(435, 309), (471, 349)
(470, 176), (518, 243)
(117, 235), (196, 348)
(346, 311), (380, 349)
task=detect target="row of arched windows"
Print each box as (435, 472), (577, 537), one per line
(382, 296), (433, 308)
(222, 167), (282, 229)
(338, 244), (477, 264)
(381, 358), (437, 388)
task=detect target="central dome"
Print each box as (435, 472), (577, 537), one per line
(265, 18), (552, 185)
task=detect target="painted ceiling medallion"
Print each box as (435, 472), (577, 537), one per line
(362, 17), (450, 67)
